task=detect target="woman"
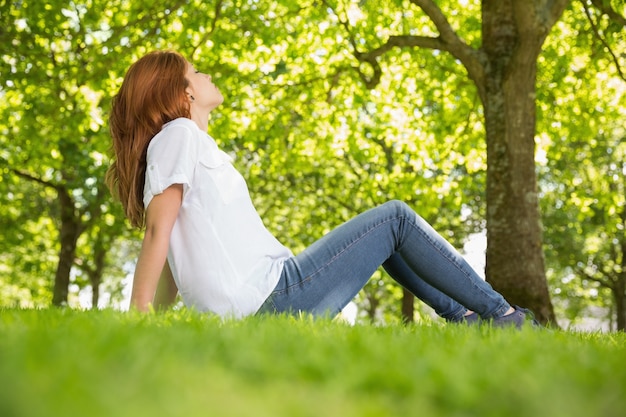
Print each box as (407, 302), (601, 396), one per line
(106, 50), (536, 327)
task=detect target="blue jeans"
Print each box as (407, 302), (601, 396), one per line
(257, 200), (511, 321)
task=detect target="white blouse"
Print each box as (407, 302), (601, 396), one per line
(143, 118), (292, 317)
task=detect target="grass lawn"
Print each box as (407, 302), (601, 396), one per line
(0, 308), (624, 417)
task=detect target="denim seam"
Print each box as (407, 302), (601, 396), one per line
(258, 293), (278, 313)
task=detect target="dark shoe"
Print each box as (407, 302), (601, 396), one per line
(462, 312), (480, 325)
(492, 306), (540, 329)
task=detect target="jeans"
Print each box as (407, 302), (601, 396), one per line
(257, 200), (511, 321)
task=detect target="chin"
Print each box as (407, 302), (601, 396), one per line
(208, 101), (224, 112)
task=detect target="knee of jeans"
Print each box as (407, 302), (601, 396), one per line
(383, 200), (412, 216)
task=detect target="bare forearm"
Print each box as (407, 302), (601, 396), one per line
(129, 184), (183, 313)
(130, 230), (170, 311)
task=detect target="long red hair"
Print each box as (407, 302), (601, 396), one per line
(106, 51), (191, 228)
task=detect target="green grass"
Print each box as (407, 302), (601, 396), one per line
(0, 309), (624, 417)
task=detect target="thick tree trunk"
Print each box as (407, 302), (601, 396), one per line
(52, 188), (80, 306)
(481, 0), (559, 324)
(401, 289), (414, 323)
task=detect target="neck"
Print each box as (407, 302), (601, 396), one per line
(190, 108), (209, 132)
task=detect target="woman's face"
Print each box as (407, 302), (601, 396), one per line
(185, 62), (224, 112)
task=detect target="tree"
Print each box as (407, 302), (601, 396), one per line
(538, 0), (625, 330)
(1, 0), (623, 328)
(263, 0), (622, 325)
(308, 0), (571, 323)
(0, 0), (184, 306)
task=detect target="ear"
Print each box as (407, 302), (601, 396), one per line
(185, 86), (195, 102)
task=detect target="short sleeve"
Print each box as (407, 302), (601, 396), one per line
(143, 123), (198, 209)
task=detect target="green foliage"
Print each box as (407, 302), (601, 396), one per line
(538, 1), (626, 328)
(1, 0), (489, 315)
(0, 0), (624, 326)
(0, 309), (624, 417)
(0, 0), (175, 307)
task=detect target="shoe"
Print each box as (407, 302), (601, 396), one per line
(462, 312), (480, 325)
(492, 305), (540, 328)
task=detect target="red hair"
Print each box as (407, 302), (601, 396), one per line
(106, 51), (191, 228)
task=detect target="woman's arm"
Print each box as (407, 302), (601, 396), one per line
(130, 184), (183, 312)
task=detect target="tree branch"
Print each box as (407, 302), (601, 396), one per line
(322, 0), (487, 96)
(409, 0), (462, 44)
(513, 0), (569, 41)
(408, 0), (486, 92)
(11, 168), (62, 192)
(581, 0), (626, 81)
(320, 0), (382, 88)
(358, 35), (444, 60)
(589, 0), (626, 27)
(576, 265), (615, 291)
(190, 0), (224, 60)
(547, 0), (571, 26)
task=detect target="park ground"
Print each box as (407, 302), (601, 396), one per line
(0, 309), (624, 417)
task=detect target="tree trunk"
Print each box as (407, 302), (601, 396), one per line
(481, 0), (560, 324)
(91, 276), (100, 309)
(613, 276), (626, 331)
(89, 249), (106, 309)
(615, 196), (626, 331)
(401, 289), (414, 323)
(88, 242), (107, 309)
(52, 188), (80, 306)
(364, 291), (379, 322)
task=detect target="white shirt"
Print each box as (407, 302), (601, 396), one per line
(143, 118), (292, 318)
